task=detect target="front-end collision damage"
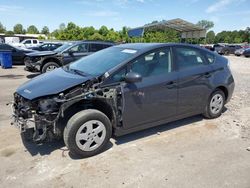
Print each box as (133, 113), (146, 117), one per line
(11, 79), (122, 143)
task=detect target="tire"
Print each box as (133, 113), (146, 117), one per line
(224, 50), (229, 55)
(203, 89), (225, 119)
(41, 62), (60, 73)
(63, 109), (112, 158)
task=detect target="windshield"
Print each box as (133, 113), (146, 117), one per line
(54, 43), (73, 52)
(68, 47), (137, 76)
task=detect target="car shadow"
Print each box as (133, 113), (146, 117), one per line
(0, 74), (24, 79)
(22, 139), (65, 156)
(21, 110), (227, 158)
(26, 73), (40, 79)
(114, 115), (204, 145)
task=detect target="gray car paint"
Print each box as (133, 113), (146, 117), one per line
(16, 43), (235, 137)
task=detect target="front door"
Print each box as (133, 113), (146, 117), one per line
(63, 43), (89, 65)
(121, 47), (178, 129)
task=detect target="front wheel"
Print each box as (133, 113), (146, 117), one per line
(41, 62), (60, 73)
(63, 109), (112, 158)
(203, 89), (225, 119)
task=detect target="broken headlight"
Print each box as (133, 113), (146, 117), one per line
(38, 98), (59, 113)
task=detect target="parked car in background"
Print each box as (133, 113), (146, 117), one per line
(234, 48), (247, 56)
(28, 42), (63, 51)
(24, 41), (115, 73)
(12, 43), (235, 157)
(213, 44), (225, 53)
(243, 48), (250, 57)
(0, 43), (35, 65)
(216, 45), (242, 55)
(12, 39), (41, 48)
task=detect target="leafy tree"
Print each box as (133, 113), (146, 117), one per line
(13, 24), (25, 34)
(197, 20), (214, 30)
(27, 25), (39, 34)
(41, 26), (49, 35)
(0, 22), (6, 33)
(245, 27), (250, 43)
(99, 26), (109, 36)
(5, 30), (14, 36)
(89, 33), (104, 40)
(206, 30), (215, 44)
(59, 23), (66, 30)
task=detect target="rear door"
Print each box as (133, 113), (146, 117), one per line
(173, 46), (213, 115)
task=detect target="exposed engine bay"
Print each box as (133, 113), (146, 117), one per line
(11, 78), (122, 143)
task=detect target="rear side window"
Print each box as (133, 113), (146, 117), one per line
(33, 40), (38, 44)
(174, 47), (206, 70)
(204, 52), (215, 64)
(90, 44), (105, 52)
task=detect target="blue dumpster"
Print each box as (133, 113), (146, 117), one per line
(0, 51), (12, 69)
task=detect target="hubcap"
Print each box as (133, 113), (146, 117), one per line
(46, 65), (57, 72)
(210, 94), (223, 114)
(75, 120), (106, 152)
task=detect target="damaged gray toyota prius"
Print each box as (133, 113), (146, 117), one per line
(11, 43), (235, 157)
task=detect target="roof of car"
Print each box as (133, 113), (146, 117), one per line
(115, 43), (207, 52)
(79, 40), (115, 45)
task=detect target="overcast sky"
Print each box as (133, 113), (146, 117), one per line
(0, 0), (249, 33)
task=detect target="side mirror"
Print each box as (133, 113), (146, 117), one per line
(124, 72), (142, 83)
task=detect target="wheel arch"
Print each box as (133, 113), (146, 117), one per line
(40, 57), (62, 70)
(58, 98), (117, 129)
(214, 85), (228, 101)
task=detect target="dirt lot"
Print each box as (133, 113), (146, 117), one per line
(0, 56), (249, 188)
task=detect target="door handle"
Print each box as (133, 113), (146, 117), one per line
(165, 81), (176, 89)
(204, 72), (212, 78)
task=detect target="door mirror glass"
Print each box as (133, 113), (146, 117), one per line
(124, 72), (142, 83)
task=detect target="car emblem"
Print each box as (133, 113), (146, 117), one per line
(24, 89), (32, 94)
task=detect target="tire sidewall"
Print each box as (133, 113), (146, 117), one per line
(41, 62), (59, 73)
(206, 90), (225, 118)
(64, 110), (112, 158)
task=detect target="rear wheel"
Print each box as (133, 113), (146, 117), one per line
(64, 109), (112, 158)
(203, 89), (225, 119)
(41, 62), (60, 73)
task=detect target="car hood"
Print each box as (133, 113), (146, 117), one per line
(27, 51), (57, 57)
(22, 48), (35, 53)
(16, 68), (93, 100)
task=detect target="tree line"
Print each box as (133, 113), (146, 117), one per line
(0, 20), (249, 44)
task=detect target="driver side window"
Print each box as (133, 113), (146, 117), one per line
(130, 48), (171, 78)
(69, 44), (88, 53)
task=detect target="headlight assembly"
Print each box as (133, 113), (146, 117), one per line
(38, 98), (59, 113)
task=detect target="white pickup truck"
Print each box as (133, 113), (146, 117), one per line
(11, 39), (41, 48)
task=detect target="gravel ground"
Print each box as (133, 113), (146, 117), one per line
(0, 56), (249, 188)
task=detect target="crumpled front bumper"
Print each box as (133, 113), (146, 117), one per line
(10, 103), (35, 132)
(24, 58), (42, 72)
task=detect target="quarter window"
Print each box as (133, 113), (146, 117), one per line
(175, 47), (206, 70)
